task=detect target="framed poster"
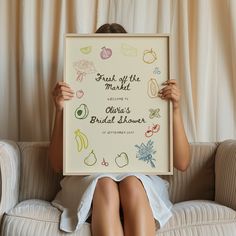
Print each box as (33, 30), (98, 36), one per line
(64, 34), (173, 175)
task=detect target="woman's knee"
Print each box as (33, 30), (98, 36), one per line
(93, 177), (119, 205)
(119, 176), (146, 205)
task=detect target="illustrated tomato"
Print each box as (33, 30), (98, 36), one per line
(152, 124), (160, 133)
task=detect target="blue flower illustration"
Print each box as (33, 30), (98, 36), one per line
(135, 140), (156, 168)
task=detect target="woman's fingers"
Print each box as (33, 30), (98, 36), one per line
(53, 89), (74, 97)
(159, 79), (180, 99)
(53, 82), (68, 93)
(160, 92), (179, 103)
(56, 81), (70, 88)
(52, 82), (75, 111)
(159, 79), (181, 109)
(159, 86), (180, 103)
(57, 95), (74, 100)
(56, 90), (74, 97)
(60, 86), (74, 94)
(159, 85), (179, 95)
(162, 79), (178, 86)
(159, 87), (180, 100)
(160, 90), (179, 98)
(53, 82), (74, 96)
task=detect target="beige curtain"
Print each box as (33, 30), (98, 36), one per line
(0, 0), (235, 142)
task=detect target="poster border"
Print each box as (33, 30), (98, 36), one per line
(63, 34), (173, 175)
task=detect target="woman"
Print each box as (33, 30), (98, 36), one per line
(49, 23), (190, 236)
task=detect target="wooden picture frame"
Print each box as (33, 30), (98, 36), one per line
(63, 34), (173, 175)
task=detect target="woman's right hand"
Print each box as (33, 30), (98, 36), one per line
(52, 82), (74, 111)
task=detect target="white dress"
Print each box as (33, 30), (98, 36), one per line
(52, 173), (173, 233)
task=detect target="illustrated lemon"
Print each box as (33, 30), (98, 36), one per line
(147, 78), (159, 98)
(80, 46), (92, 54)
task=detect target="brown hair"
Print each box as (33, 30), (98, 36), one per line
(95, 23), (127, 33)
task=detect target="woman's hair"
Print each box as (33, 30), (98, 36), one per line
(95, 23), (127, 33)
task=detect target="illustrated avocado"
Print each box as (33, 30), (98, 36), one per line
(75, 104), (89, 119)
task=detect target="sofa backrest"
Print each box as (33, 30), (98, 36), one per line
(17, 142), (62, 202)
(17, 142), (218, 203)
(162, 142), (218, 203)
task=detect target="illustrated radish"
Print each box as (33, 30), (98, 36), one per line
(76, 90), (84, 99)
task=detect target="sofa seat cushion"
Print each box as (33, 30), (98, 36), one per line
(1, 199), (91, 236)
(158, 200), (236, 235)
(2, 199), (236, 236)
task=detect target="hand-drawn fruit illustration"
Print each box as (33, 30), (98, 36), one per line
(101, 158), (109, 167)
(147, 78), (159, 98)
(80, 46), (92, 54)
(73, 60), (96, 81)
(145, 124), (160, 138)
(100, 46), (112, 59)
(75, 104), (89, 119)
(121, 43), (137, 56)
(84, 150), (97, 166)
(153, 67), (161, 75)
(76, 90), (84, 99)
(115, 152), (129, 168)
(135, 140), (156, 168)
(145, 129), (153, 138)
(74, 129), (89, 152)
(143, 49), (157, 64)
(152, 124), (160, 133)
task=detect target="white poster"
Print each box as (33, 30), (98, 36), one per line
(64, 34), (173, 175)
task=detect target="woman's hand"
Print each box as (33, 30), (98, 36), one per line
(158, 79), (181, 110)
(158, 79), (190, 171)
(49, 82), (74, 172)
(52, 82), (74, 111)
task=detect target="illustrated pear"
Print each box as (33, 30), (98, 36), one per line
(84, 150), (97, 166)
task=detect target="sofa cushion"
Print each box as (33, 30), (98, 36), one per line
(158, 200), (236, 235)
(2, 199), (236, 236)
(1, 200), (90, 236)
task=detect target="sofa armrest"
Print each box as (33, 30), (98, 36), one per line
(0, 140), (20, 222)
(215, 139), (236, 210)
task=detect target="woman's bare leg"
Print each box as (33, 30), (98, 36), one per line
(119, 176), (156, 236)
(91, 177), (123, 236)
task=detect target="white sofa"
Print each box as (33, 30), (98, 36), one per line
(0, 140), (236, 235)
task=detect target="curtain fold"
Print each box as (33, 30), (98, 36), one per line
(0, 0), (235, 142)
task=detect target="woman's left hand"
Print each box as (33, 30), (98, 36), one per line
(158, 79), (181, 110)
